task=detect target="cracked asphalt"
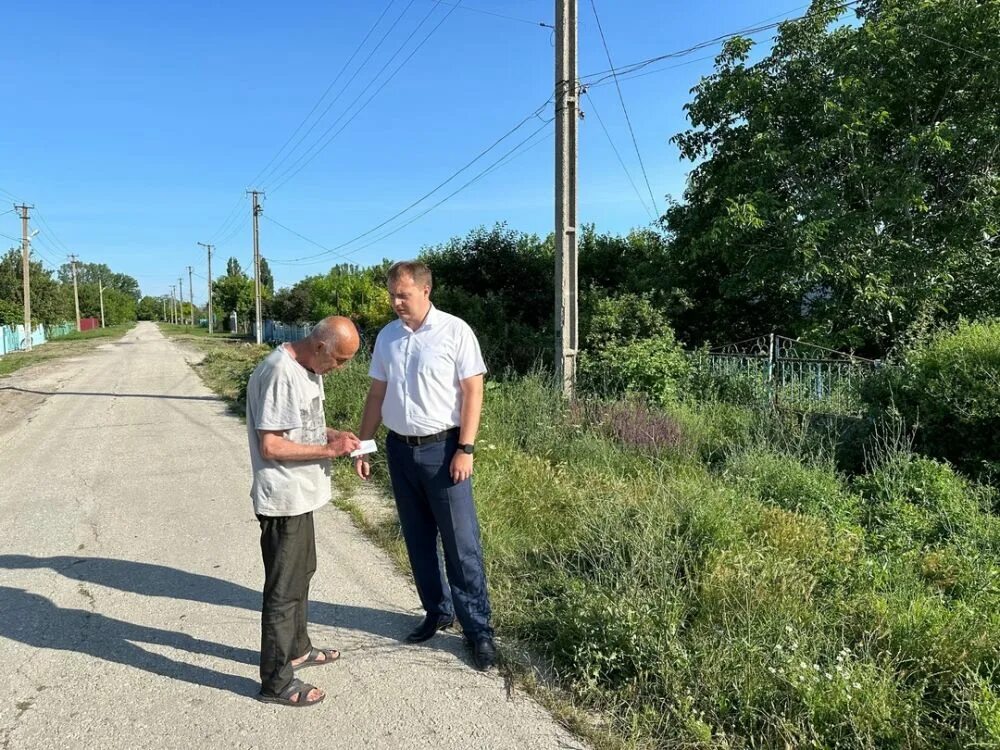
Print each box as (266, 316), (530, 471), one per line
(0, 322), (585, 750)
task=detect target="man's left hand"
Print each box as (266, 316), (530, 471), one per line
(450, 452), (473, 484)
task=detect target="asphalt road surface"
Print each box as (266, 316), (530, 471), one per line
(0, 322), (585, 750)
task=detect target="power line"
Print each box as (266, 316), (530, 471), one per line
(588, 0), (659, 216)
(913, 30), (1000, 65)
(583, 90), (655, 222)
(205, 2), (404, 252)
(267, 0), (465, 192)
(426, 0), (553, 28)
(253, 0), (406, 189)
(208, 194), (248, 244)
(344, 118), (555, 258)
(267, 96), (552, 264)
(32, 210), (73, 256)
(269, 116), (554, 266)
(580, 0), (861, 86)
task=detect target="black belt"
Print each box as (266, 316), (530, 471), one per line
(388, 427), (459, 446)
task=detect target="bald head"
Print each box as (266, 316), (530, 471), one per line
(295, 316), (360, 374)
(309, 316), (360, 353)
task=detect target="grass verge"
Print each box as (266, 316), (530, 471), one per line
(0, 325), (131, 377)
(164, 333), (1000, 749)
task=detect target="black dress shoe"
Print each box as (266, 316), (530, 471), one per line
(471, 636), (497, 671)
(404, 613), (454, 643)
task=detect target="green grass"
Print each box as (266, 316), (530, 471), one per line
(0, 325), (131, 376)
(176, 337), (1000, 749)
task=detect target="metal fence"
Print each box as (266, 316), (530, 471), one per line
(252, 320), (315, 344)
(699, 334), (880, 414)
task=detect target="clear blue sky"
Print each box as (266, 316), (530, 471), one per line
(1, 0), (801, 302)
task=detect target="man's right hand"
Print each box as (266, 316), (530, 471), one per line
(354, 457), (371, 481)
(326, 431), (361, 457)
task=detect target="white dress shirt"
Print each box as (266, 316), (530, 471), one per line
(369, 305), (487, 437)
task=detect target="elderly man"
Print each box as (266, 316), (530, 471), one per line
(246, 316), (361, 707)
(354, 261), (496, 671)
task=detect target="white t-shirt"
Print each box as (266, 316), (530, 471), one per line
(369, 305), (487, 436)
(246, 345), (331, 516)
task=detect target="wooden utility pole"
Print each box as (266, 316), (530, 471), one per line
(98, 278), (106, 327)
(68, 254), (81, 332)
(198, 242), (214, 333)
(187, 266), (194, 326)
(16, 204), (34, 350)
(248, 190), (264, 345)
(555, 0), (579, 396)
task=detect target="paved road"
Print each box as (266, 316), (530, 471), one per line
(0, 323), (584, 750)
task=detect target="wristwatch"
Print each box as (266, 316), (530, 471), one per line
(457, 443), (475, 455)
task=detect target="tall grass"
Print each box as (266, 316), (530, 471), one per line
(190, 342), (1000, 748)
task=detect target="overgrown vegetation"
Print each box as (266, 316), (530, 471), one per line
(184, 321), (1000, 748)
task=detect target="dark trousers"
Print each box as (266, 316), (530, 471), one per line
(258, 512), (316, 695)
(386, 432), (493, 639)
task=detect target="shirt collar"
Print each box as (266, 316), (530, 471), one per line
(403, 304), (440, 333)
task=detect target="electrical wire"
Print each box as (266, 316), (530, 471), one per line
(580, 0), (861, 86)
(267, 0), (465, 192)
(268, 116), (554, 266)
(32, 210), (74, 256)
(249, 0), (399, 190)
(588, 0), (659, 216)
(268, 95), (552, 264)
(583, 90), (655, 222)
(913, 30), (1000, 65)
(425, 0), (552, 28)
(255, 0), (417, 189)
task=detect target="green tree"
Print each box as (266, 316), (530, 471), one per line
(136, 296), (162, 321)
(0, 249), (71, 325)
(58, 262), (140, 301)
(664, 0), (1000, 353)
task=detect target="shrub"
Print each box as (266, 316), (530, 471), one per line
(579, 330), (691, 406)
(864, 319), (1000, 479)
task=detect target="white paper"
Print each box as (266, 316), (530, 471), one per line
(349, 440), (378, 458)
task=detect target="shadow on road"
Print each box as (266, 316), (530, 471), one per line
(0, 386), (223, 402)
(0, 554), (432, 653)
(0, 586), (259, 696)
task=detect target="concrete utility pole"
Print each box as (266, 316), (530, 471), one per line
(68, 254), (82, 332)
(187, 266), (194, 326)
(555, 0), (579, 396)
(162, 297), (166, 322)
(16, 204), (34, 350)
(98, 278), (106, 328)
(178, 277), (184, 325)
(170, 285), (177, 325)
(249, 192), (264, 342)
(248, 190), (265, 345)
(198, 242), (214, 334)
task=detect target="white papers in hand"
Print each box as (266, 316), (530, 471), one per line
(350, 440), (378, 458)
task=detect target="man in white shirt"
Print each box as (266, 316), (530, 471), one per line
(354, 261), (496, 670)
(246, 316), (361, 707)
